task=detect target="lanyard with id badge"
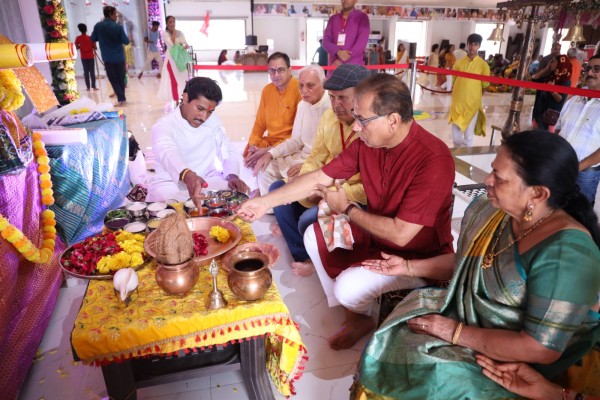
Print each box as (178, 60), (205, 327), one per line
(337, 16), (347, 46)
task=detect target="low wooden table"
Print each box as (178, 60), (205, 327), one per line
(70, 221), (306, 400)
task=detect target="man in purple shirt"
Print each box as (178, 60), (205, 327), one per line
(323, 0), (370, 67)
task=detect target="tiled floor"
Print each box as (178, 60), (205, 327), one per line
(19, 68), (531, 400)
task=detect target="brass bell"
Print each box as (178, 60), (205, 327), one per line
(487, 24), (504, 45)
(562, 16), (586, 43)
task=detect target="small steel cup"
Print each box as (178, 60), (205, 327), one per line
(225, 199), (241, 212)
(207, 196), (225, 209)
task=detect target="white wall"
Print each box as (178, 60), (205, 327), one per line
(17, 0), (51, 82)
(63, 1), (146, 76)
(255, 16), (301, 60)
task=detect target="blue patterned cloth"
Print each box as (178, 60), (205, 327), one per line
(46, 117), (130, 245)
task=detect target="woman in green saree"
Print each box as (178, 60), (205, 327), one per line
(352, 131), (600, 400)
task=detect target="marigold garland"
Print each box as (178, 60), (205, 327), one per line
(0, 70), (25, 111)
(0, 132), (56, 263)
(36, 0), (78, 105)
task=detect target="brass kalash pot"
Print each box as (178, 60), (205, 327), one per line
(155, 258), (199, 296)
(143, 213), (200, 296)
(226, 250), (272, 301)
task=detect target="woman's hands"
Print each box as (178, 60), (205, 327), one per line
(406, 314), (459, 343)
(475, 355), (563, 400)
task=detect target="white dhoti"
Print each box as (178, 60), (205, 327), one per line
(303, 225), (429, 316)
(257, 153), (304, 195)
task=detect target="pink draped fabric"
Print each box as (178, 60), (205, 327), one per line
(0, 162), (64, 398)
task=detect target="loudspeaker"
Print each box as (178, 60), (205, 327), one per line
(245, 35), (257, 46)
(408, 42), (417, 59)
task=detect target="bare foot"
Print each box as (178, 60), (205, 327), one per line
(328, 311), (375, 350)
(269, 222), (281, 236)
(291, 260), (315, 277)
(157, 73), (161, 79)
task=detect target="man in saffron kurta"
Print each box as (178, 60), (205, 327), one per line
(323, 0), (370, 67)
(449, 33), (490, 148)
(237, 74), (454, 350)
(243, 52), (302, 170)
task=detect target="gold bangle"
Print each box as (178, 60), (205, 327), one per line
(406, 259), (414, 277)
(180, 168), (191, 182)
(451, 322), (464, 345)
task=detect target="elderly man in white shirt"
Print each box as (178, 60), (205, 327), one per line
(556, 55), (600, 204)
(147, 77), (249, 208)
(253, 65), (330, 196)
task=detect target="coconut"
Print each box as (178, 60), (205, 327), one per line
(149, 213), (194, 264)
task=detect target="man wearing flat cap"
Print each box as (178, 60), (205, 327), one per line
(269, 64), (369, 277)
(239, 72), (455, 351)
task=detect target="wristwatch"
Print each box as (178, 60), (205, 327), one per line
(343, 203), (357, 218)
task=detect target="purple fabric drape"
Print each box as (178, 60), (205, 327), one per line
(0, 161), (64, 398)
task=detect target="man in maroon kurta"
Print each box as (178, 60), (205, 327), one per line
(238, 74), (455, 350)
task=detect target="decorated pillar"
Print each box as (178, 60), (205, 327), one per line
(37, 0), (78, 105)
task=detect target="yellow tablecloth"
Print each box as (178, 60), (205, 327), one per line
(71, 220), (306, 396)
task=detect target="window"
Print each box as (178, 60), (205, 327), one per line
(541, 28), (570, 58)
(395, 21), (426, 56)
(475, 23), (501, 59)
(306, 18), (328, 63)
(176, 19), (246, 51)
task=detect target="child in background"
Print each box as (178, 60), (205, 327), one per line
(75, 23), (98, 91)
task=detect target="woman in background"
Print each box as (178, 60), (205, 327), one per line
(158, 15), (189, 105)
(218, 50), (228, 65)
(531, 54), (572, 131)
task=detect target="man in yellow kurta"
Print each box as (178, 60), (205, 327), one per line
(243, 52), (302, 167)
(271, 64), (369, 277)
(449, 33), (490, 148)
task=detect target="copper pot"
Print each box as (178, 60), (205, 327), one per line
(227, 251), (271, 301)
(155, 258), (199, 296)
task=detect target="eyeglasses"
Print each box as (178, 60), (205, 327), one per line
(268, 67), (288, 75)
(584, 65), (600, 74)
(350, 109), (386, 127)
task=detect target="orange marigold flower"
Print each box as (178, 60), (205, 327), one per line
(32, 132), (42, 140)
(42, 218), (56, 226)
(43, 232), (57, 240)
(34, 148), (46, 157)
(43, 239), (55, 248)
(14, 237), (30, 248)
(18, 242), (33, 254)
(38, 164), (50, 174)
(40, 180), (52, 189)
(42, 195), (54, 205)
(25, 249), (39, 259)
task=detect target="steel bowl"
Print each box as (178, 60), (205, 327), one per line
(125, 202), (147, 218)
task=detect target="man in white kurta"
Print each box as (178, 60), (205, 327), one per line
(147, 77), (248, 205)
(254, 65), (330, 195)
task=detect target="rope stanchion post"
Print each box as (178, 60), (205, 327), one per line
(408, 42), (417, 101)
(500, 2), (540, 139)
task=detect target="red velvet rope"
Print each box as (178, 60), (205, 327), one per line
(192, 63), (600, 98)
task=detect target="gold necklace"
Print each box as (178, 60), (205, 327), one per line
(482, 209), (555, 269)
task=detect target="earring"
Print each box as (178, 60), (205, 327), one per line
(524, 203), (534, 222)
